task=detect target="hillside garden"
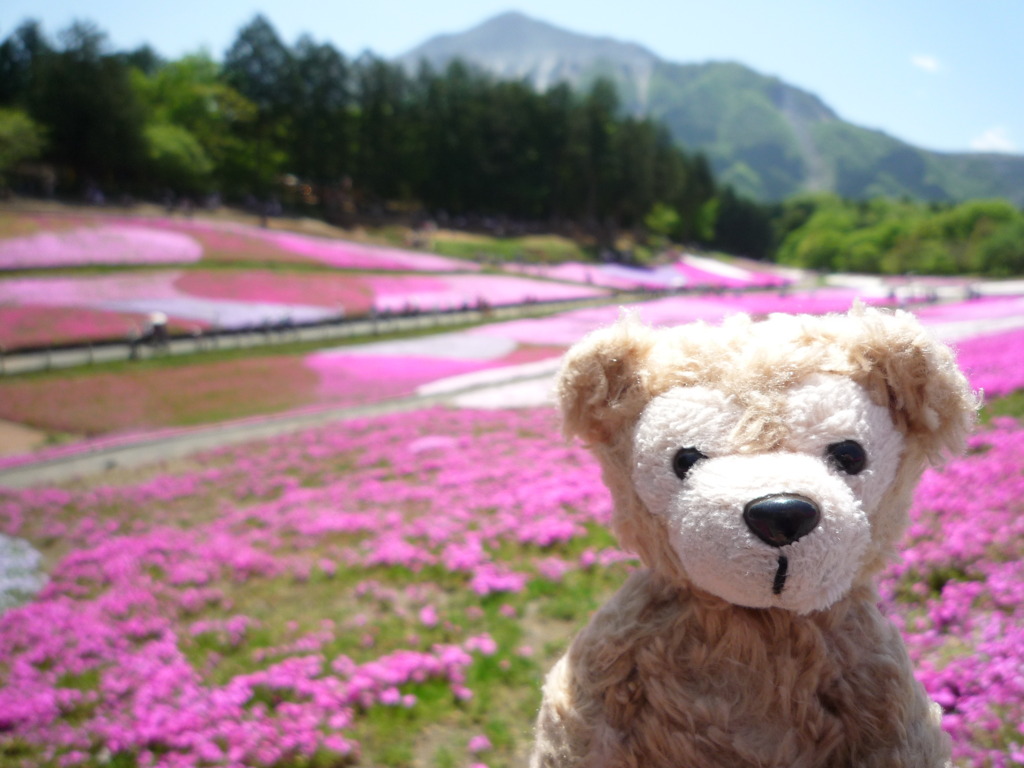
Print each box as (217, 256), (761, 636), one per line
(0, 199), (1023, 767)
(1, 353), (1023, 767)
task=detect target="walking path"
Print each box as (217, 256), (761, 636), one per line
(0, 293), (648, 375)
(0, 364), (558, 488)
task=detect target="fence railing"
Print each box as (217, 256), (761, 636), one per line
(0, 290), (672, 376)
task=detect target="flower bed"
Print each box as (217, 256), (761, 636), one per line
(672, 253), (791, 288)
(0, 269), (608, 350)
(880, 416), (1024, 768)
(504, 262), (641, 290)
(0, 306), (147, 350)
(257, 229), (478, 272)
(0, 405), (1021, 767)
(307, 339), (562, 407)
(0, 270), (352, 349)
(0, 224), (203, 269)
(173, 271), (375, 317)
(362, 274), (609, 313)
(465, 289), (888, 347)
(954, 327), (1024, 399)
(506, 254), (795, 291)
(0, 212), (479, 272)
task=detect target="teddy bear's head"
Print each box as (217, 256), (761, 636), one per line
(557, 306), (977, 614)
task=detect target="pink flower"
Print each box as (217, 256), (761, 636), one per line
(418, 605), (439, 627)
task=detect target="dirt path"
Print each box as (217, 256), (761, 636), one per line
(0, 420), (48, 457)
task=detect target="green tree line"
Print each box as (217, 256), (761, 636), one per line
(0, 15), (737, 249)
(773, 195), (1024, 277)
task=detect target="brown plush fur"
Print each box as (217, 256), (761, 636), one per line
(531, 306), (978, 768)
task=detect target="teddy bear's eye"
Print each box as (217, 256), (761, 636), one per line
(672, 447), (708, 479)
(827, 440), (867, 475)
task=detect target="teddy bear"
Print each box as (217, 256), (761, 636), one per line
(530, 305), (977, 768)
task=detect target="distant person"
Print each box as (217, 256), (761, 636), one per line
(148, 312), (169, 350)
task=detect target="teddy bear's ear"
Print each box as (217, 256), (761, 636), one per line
(844, 306), (979, 462)
(556, 314), (657, 445)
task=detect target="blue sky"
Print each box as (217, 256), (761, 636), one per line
(2, 0), (1021, 155)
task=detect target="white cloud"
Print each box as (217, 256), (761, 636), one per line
(911, 54), (941, 73)
(970, 126), (1018, 153)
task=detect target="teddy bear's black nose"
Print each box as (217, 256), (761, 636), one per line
(743, 494), (821, 547)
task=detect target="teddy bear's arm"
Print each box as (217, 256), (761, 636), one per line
(530, 654), (591, 768)
(834, 692), (952, 768)
(817, 604), (954, 768)
(531, 572), (665, 768)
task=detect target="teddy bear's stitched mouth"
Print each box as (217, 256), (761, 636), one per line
(772, 556), (789, 595)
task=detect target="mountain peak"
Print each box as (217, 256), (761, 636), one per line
(396, 11), (1024, 204)
(398, 11), (659, 92)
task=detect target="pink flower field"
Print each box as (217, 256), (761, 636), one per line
(0, 213), (478, 272)
(1, 208), (1023, 764)
(954, 327), (1024, 399)
(1, 396), (1023, 766)
(306, 338), (563, 407)
(0, 271), (334, 343)
(508, 253), (795, 291)
(253, 228), (479, 272)
(465, 288), (891, 347)
(0, 224), (203, 269)
(0, 269), (611, 349)
(4, 290), (1024, 443)
(0, 306), (149, 350)
(361, 273), (608, 313)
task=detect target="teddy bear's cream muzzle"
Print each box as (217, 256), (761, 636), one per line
(631, 375), (905, 614)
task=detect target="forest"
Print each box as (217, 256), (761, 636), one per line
(0, 16), (721, 244)
(1, 14), (1023, 275)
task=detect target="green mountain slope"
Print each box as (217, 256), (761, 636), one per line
(400, 12), (1024, 204)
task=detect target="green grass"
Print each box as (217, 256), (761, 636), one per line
(430, 234), (591, 264)
(9, 469), (629, 767)
(980, 389), (1024, 423)
(167, 518), (627, 768)
(185, 581), (594, 766)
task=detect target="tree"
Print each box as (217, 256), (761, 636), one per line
(612, 119), (660, 227)
(353, 54), (414, 205)
(131, 52), (256, 194)
(0, 20), (51, 105)
(478, 79), (550, 218)
(644, 202), (683, 243)
(289, 36), (352, 188)
(711, 187), (774, 259)
(142, 122), (213, 192)
(223, 15), (295, 194)
(121, 44), (163, 75)
(412, 60), (490, 214)
(0, 17), (736, 241)
(975, 218), (1024, 276)
(580, 78), (620, 227)
(222, 15), (294, 114)
(0, 107), (46, 188)
(28, 21), (147, 190)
